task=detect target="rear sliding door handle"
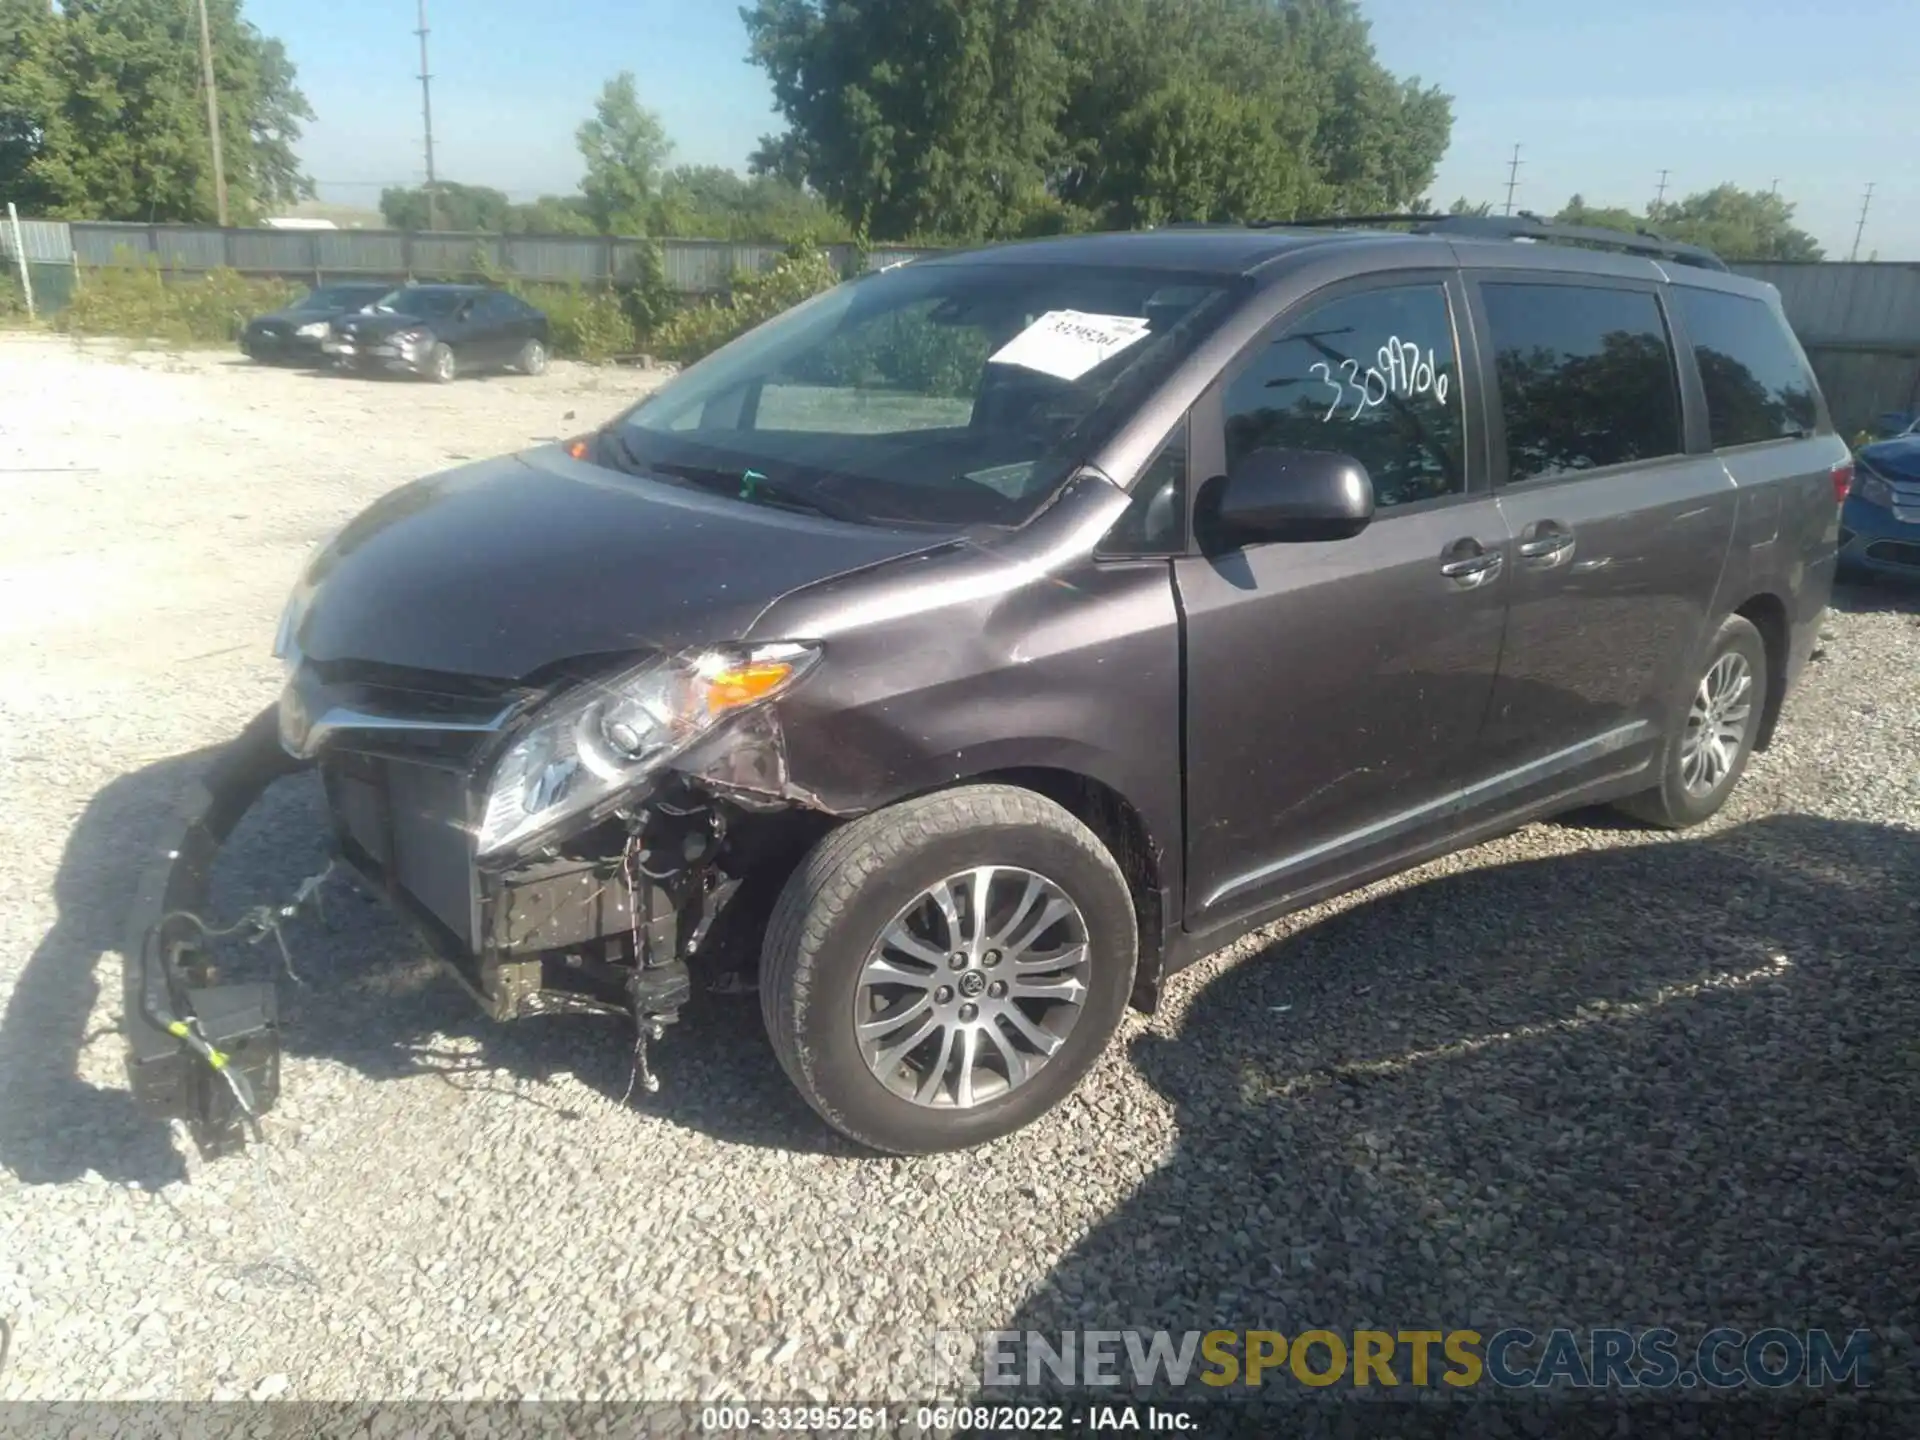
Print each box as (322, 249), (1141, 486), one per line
(1518, 524), (1577, 563)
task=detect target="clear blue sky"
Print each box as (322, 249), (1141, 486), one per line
(255, 0), (1917, 259)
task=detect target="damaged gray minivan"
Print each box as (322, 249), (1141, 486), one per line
(126, 214), (1847, 1158)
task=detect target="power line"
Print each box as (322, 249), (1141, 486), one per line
(194, 0), (229, 226)
(416, 0), (439, 230)
(1502, 144), (1523, 217)
(1850, 182), (1875, 262)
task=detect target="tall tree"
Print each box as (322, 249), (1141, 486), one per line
(745, 0), (1451, 241)
(1555, 186), (1823, 261)
(743, 0), (1069, 241)
(577, 72), (673, 235)
(0, 0), (311, 222)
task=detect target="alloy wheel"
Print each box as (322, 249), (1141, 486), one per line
(1679, 651), (1753, 796)
(853, 866), (1091, 1109)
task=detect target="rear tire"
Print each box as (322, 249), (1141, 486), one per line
(427, 343), (457, 384)
(760, 785), (1137, 1154)
(1616, 613), (1768, 830)
(515, 339), (549, 376)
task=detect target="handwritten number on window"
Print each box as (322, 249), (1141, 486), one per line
(1308, 337), (1450, 426)
(1308, 362), (1345, 423)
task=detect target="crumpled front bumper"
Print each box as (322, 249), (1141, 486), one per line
(123, 706), (304, 1158)
(124, 700), (700, 1158)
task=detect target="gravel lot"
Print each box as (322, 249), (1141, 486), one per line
(0, 332), (1915, 1412)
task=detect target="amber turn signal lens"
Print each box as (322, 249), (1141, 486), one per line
(566, 437), (591, 461)
(706, 661), (795, 714)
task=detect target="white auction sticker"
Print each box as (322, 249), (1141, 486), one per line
(988, 310), (1152, 382)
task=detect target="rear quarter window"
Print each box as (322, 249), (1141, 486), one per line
(1673, 288), (1821, 447)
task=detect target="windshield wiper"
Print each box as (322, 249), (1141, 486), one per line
(630, 453), (870, 525)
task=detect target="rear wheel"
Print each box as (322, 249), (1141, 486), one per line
(1616, 613), (1768, 829)
(515, 339), (549, 376)
(760, 785), (1137, 1154)
(428, 343), (457, 384)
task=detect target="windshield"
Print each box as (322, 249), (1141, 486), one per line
(295, 285), (386, 312)
(372, 288), (467, 319)
(617, 260), (1238, 528)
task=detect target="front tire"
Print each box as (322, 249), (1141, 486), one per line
(427, 342), (457, 384)
(760, 785), (1137, 1154)
(1616, 613), (1768, 829)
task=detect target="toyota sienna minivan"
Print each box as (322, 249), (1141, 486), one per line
(126, 214), (1847, 1158)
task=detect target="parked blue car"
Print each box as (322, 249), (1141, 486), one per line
(1841, 420), (1920, 583)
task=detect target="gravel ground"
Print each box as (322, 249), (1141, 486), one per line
(0, 332), (1915, 1414)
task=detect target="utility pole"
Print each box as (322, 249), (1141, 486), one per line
(194, 0), (229, 227)
(1502, 144), (1523, 217)
(416, 0), (439, 231)
(1653, 169), (1670, 216)
(1850, 182), (1875, 262)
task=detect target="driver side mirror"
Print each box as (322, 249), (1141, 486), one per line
(1196, 447), (1375, 551)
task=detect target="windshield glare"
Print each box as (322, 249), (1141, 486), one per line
(619, 261), (1236, 528)
(373, 288), (464, 318)
(296, 286), (384, 312)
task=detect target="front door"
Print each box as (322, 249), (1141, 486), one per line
(1465, 275), (1738, 796)
(1176, 274), (1510, 928)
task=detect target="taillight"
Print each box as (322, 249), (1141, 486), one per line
(1830, 459), (1854, 504)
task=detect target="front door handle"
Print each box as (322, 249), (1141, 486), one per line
(1518, 521), (1577, 564)
(1439, 540), (1504, 587)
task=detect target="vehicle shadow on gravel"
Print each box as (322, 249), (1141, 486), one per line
(995, 813), (1919, 1416)
(0, 754), (842, 1188)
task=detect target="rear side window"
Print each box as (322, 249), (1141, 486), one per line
(1674, 288), (1820, 447)
(1481, 283), (1683, 481)
(1223, 284), (1465, 509)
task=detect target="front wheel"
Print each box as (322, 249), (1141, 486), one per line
(760, 785), (1137, 1154)
(427, 342), (457, 384)
(1616, 613), (1768, 829)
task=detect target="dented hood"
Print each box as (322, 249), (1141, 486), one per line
(289, 447), (945, 681)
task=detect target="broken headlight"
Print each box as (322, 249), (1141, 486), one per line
(475, 642), (820, 863)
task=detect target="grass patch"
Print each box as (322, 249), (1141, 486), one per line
(60, 261), (301, 347)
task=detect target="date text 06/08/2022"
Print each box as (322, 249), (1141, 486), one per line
(697, 1404), (1196, 1433)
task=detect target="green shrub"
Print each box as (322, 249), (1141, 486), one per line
(529, 283), (637, 363)
(61, 259), (299, 345)
(652, 247), (841, 365)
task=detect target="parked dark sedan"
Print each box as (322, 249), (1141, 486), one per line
(323, 284), (551, 382)
(239, 283), (391, 364)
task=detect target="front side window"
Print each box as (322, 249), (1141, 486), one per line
(1673, 287), (1820, 447)
(1481, 282), (1683, 481)
(1222, 284), (1466, 509)
(617, 262), (1238, 528)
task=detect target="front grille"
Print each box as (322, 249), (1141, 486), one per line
(1864, 540), (1920, 570)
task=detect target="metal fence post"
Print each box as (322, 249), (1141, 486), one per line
(5, 203), (34, 319)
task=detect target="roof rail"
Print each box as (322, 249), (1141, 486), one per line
(1246, 211), (1730, 273)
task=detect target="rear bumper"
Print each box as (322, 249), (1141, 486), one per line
(1838, 497), (1920, 577)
